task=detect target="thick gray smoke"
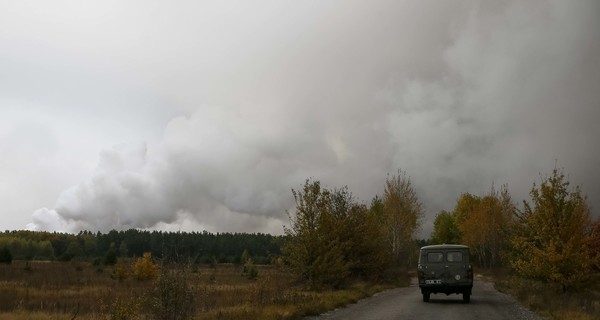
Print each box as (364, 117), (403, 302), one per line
(22, 0), (600, 235)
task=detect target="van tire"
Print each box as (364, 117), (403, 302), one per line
(423, 292), (430, 302)
(463, 292), (470, 303)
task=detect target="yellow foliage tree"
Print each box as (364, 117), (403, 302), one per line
(451, 186), (515, 269)
(459, 186), (515, 269)
(511, 168), (593, 292)
(453, 193), (481, 238)
(132, 252), (158, 281)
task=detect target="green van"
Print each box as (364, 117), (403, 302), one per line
(417, 244), (473, 303)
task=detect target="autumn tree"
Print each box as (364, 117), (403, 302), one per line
(383, 170), (424, 266)
(451, 186), (515, 269)
(283, 179), (329, 285)
(587, 218), (600, 271)
(430, 211), (460, 244)
(283, 179), (390, 287)
(511, 168), (593, 292)
(133, 252), (158, 281)
(341, 198), (391, 279)
(113, 260), (131, 281)
(453, 193), (481, 240)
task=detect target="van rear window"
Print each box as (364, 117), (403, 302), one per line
(427, 252), (444, 263)
(447, 251), (463, 262)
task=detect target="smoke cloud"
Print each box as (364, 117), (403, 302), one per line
(15, 0), (599, 235)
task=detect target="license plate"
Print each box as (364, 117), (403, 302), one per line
(426, 280), (442, 284)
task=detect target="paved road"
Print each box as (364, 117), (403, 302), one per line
(305, 276), (541, 320)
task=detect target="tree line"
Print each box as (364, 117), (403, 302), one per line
(0, 229), (283, 265)
(2, 166), (596, 293)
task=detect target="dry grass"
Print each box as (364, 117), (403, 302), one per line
(494, 271), (600, 320)
(0, 261), (400, 320)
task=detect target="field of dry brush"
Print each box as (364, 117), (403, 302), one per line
(0, 260), (395, 320)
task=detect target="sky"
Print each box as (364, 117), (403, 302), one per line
(1, 0), (599, 237)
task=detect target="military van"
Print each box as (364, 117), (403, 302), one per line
(417, 244), (473, 303)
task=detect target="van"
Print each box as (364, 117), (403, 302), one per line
(417, 244), (473, 303)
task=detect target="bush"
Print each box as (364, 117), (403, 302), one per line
(112, 260), (131, 281)
(243, 258), (258, 280)
(147, 265), (196, 320)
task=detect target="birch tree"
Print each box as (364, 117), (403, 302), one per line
(383, 170), (424, 266)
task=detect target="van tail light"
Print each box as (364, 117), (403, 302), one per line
(418, 264), (425, 278)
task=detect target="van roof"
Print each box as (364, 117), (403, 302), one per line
(420, 244), (469, 250)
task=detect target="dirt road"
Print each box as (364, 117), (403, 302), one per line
(305, 276), (541, 320)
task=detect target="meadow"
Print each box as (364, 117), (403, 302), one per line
(0, 260), (401, 320)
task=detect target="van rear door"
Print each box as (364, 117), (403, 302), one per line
(420, 249), (470, 286)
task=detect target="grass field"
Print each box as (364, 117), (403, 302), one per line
(0, 260), (403, 320)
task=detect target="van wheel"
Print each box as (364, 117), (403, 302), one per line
(423, 292), (430, 302)
(463, 293), (470, 303)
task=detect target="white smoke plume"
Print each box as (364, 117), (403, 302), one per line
(19, 0), (600, 235)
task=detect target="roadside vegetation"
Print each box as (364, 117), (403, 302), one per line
(283, 171), (423, 289)
(495, 272), (600, 320)
(431, 166), (600, 319)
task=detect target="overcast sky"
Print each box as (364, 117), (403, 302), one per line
(1, 0), (598, 237)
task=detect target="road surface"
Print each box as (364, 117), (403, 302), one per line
(305, 276), (541, 320)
